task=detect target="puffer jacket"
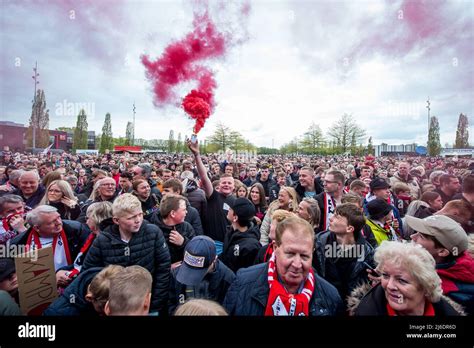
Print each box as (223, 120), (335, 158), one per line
(149, 214), (196, 264)
(81, 220), (171, 313)
(223, 263), (344, 316)
(347, 283), (465, 316)
(313, 231), (375, 303)
(43, 267), (102, 316)
(168, 259), (235, 314)
(219, 223), (261, 273)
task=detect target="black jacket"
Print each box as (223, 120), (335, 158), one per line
(313, 231), (375, 303)
(168, 259), (235, 314)
(149, 214), (196, 264)
(81, 220), (171, 313)
(11, 220), (90, 265)
(49, 201), (81, 220)
(184, 181), (207, 223)
(293, 178), (324, 201)
(43, 267), (102, 316)
(135, 192), (160, 221)
(256, 176), (276, 199)
(15, 185), (46, 209)
(223, 263), (344, 316)
(219, 223), (261, 273)
(184, 202), (203, 236)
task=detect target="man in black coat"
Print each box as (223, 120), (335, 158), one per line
(149, 194), (195, 265)
(219, 198), (261, 274)
(224, 216), (343, 316)
(168, 236), (235, 314)
(313, 203), (375, 304)
(82, 193), (171, 315)
(11, 205), (90, 279)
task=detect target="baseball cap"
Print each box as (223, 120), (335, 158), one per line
(230, 198), (256, 220)
(367, 198), (393, 220)
(176, 236), (216, 286)
(405, 215), (468, 255)
(0, 258), (15, 282)
(370, 177), (390, 191)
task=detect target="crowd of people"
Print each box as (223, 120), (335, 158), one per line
(0, 142), (473, 316)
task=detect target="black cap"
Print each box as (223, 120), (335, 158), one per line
(230, 198), (256, 220)
(367, 198), (393, 220)
(370, 177), (390, 191)
(0, 258), (15, 282)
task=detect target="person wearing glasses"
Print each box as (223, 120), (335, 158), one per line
(315, 170), (346, 232)
(77, 177), (118, 223)
(39, 180), (80, 220)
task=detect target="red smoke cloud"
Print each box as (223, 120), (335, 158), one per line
(141, 12), (227, 134)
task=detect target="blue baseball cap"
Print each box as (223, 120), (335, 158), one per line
(176, 236), (216, 286)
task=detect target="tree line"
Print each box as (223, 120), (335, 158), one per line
(26, 89), (470, 155)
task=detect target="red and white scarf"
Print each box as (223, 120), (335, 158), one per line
(26, 229), (72, 271)
(323, 192), (336, 231)
(265, 253), (315, 316)
(67, 233), (97, 280)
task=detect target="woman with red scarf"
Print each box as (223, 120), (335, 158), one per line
(348, 241), (465, 316)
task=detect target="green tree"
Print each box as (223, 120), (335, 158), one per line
(73, 109), (88, 150)
(125, 122), (133, 146)
(300, 122), (324, 154)
(100, 113), (113, 153)
(168, 130), (176, 153)
(455, 113), (469, 148)
(228, 131), (246, 151)
(176, 132), (182, 153)
(207, 122), (232, 152)
(367, 136), (374, 155)
(427, 116), (441, 156)
(328, 113), (366, 154)
(26, 89), (50, 148)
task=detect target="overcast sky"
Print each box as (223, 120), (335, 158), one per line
(1, 0), (473, 148)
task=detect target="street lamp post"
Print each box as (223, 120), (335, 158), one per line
(32, 61), (40, 149)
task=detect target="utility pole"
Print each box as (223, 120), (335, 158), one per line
(132, 102), (136, 146)
(32, 61), (40, 149)
(426, 97), (431, 139)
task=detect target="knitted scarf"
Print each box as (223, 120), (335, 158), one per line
(265, 253), (315, 316)
(67, 232), (97, 280)
(322, 192), (336, 231)
(26, 228), (72, 270)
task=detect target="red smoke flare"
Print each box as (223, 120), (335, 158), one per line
(141, 12), (226, 133)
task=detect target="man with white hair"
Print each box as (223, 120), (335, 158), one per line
(14, 170), (45, 208)
(10, 205), (90, 283)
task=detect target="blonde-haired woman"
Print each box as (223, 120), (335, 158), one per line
(348, 241), (464, 316)
(259, 186), (299, 245)
(39, 179), (80, 220)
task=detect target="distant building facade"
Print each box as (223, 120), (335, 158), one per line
(0, 121), (68, 152)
